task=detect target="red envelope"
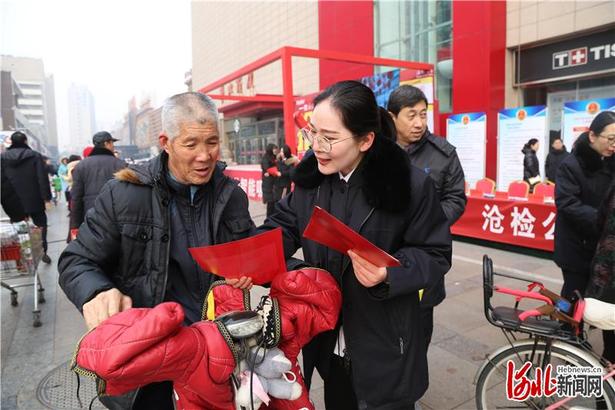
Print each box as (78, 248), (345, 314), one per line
(303, 206), (400, 267)
(189, 228), (286, 285)
(266, 166), (280, 177)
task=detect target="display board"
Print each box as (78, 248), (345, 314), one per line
(446, 112), (487, 188)
(497, 106), (548, 191)
(562, 98), (615, 149)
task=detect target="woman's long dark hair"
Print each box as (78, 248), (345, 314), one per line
(523, 138), (539, 151)
(313, 80), (396, 141)
(311, 80), (411, 210)
(282, 144), (292, 159)
(589, 111), (615, 135)
(264, 143), (278, 161)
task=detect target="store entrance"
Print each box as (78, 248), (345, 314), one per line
(227, 117), (284, 165)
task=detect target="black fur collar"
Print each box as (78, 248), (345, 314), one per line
(292, 135), (412, 212)
(573, 133), (614, 173)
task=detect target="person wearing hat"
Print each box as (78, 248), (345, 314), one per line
(1, 131), (53, 263)
(69, 131), (126, 230)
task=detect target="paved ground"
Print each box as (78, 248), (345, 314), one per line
(1, 199), (604, 409)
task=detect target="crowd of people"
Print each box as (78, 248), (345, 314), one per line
(0, 82), (613, 409)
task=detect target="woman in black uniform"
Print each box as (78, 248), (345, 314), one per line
(259, 80), (452, 409)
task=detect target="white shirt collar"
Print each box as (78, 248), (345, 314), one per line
(339, 167), (357, 183)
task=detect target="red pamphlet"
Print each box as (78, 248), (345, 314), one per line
(188, 228), (286, 285)
(302, 206), (401, 267)
(266, 166), (280, 177)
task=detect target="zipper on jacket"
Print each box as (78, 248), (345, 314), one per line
(399, 337), (404, 355)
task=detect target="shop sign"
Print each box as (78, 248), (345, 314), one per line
(515, 27), (615, 85)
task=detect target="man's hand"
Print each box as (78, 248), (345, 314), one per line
(348, 250), (388, 288)
(225, 276), (253, 290)
(82, 288), (133, 330)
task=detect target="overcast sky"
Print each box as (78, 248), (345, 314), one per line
(1, 0), (191, 149)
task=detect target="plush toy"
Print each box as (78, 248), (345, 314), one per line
(234, 347), (302, 409)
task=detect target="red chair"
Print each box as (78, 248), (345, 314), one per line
(533, 182), (555, 198)
(475, 178), (496, 195)
(507, 180), (530, 199)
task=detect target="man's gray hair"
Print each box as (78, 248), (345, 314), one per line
(161, 92), (219, 139)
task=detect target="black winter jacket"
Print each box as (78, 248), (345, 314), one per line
(261, 154), (278, 203)
(58, 153), (255, 409)
(403, 131), (466, 307)
(69, 147), (126, 228)
(554, 134), (615, 275)
(59, 151), (254, 311)
(522, 146), (540, 182)
(1, 144), (51, 216)
(259, 136), (452, 409)
(585, 182), (615, 304)
(545, 146), (570, 183)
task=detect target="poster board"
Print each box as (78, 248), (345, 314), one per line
(497, 106), (548, 191)
(446, 113), (487, 188)
(562, 98), (615, 149)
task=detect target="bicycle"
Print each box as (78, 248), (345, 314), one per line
(474, 255), (615, 409)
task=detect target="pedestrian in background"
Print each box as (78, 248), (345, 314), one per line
(52, 174), (63, 205)
(545, 136), (569, 183)
(0, 131), (53, 264)
(69, 131), (126, 230)
(261, 142), (279, 217)
(64, 154), (82, 208)
(275, 144), (299, 198)
(555, 110), (615, 303)
(522, 138), (541, 191)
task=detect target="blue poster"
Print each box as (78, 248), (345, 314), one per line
(497, 106), (547, 190)
(360, 69), (400, 108)
(562, 98), (615, 148)
(446, 112), (487, 187)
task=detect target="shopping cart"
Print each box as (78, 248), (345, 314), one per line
(1, 218), (46, 327)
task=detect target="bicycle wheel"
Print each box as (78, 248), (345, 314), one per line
(475, 339), (615, 409)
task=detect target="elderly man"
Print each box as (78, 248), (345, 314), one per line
(58, 92), (255, 409)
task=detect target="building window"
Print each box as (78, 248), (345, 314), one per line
(374, 0), (452, 112)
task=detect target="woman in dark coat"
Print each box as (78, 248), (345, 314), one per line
(522, 138), (540, 191)
(585, 180), (615, 362)
(274, 144), (299, 198)
(259, 81), (452, 409)
(555, 110), (615, 302)
(260, 143), (279, 217)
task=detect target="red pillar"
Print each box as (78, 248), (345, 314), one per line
(318, 1), (374, 89)
(281, 48), (296, 154)
(452, 1), (506, 181)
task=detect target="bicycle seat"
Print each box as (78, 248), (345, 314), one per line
(492, 306), (564, 334)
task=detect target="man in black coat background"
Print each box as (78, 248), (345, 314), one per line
(69, 131), (126, 229)
(388, 85), (467, 351)
(545, 136), (569, 183)
(1, 131), (53, 263)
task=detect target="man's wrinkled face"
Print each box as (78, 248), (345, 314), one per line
(390, 101), (428, 146)
(160, 121), (220, 185)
